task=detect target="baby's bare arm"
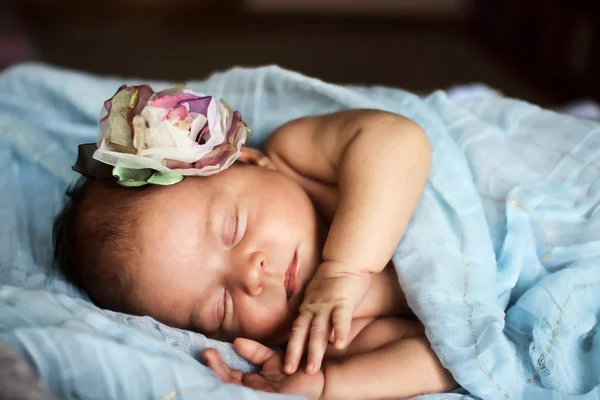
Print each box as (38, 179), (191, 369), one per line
(266, 110), (431, 275)
(266, 110), (432, 373)
(323, 318), (456, 399)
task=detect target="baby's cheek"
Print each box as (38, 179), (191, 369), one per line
(238, 303), (293, 344)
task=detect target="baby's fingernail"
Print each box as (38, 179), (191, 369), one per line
(335, 339), (344, 348)
(308, 362), (315, 373)
(284, 364), (293, 374)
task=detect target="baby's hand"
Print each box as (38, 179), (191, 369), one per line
(285, 261), (371, 375)
(203, 339), (324, 400)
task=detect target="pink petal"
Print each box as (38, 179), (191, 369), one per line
(132, 85), (155, 115)
(165, 159), (194, 169)
(168, 105), (189, 120)
(196, 122), (211, 144)
(194, 144), (233, 169)
(150, 92), (199, 109)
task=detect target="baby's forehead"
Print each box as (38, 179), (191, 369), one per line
(137, 180), (219, 236)
(135, 169), (263, 231)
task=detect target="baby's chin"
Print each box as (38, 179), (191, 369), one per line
(259, 324), (294, 347)
(267, 297), (306, 346)
(256, 307), (302, 346)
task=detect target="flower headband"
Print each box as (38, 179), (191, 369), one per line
(73, 84), (251, 187)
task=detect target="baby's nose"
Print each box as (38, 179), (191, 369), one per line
(240, 251), (266, 296)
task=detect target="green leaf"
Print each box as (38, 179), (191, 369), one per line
(113, 166), (154, 187)
(147, 171), (184, 185)
(112, 166), (184, 187)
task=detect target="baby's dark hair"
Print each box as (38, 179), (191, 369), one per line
(53, 178), (147, 312)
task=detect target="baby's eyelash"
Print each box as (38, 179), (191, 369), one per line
(221, 288), (227, 327)
(223, 209), (238, 247)
(231, 206), (239, 246)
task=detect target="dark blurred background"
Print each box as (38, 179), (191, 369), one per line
(1, 0), (599, 106)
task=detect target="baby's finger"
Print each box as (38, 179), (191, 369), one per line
(230, 369), (243, 382)
(203, 349), (235, 383)
(329, 328), (335, 344)
(234, 338), (276, 366)
(284, 311), (313, 375)
(242, 373), (275, 392)
(332, 303), (353, 349)
(306, 312), (331, 374)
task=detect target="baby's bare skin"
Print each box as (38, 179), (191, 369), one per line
(203, 110), (456, 399)
(204, 263), (455, 400)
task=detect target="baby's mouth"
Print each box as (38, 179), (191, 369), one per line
(284, 250), (298, 301)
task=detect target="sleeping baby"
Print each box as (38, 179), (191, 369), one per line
(53, 85), (456, 399)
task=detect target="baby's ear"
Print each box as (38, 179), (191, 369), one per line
(237, 147), (278, 171)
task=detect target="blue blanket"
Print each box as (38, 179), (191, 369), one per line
(0, 63), (599, 400)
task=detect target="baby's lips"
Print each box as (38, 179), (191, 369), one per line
(285, 250), (299, 301)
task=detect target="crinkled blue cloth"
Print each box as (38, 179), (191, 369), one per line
(0, 63), (599, 400)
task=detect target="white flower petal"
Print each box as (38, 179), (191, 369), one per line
(204, 99), (226, 149)
(141, 106), (168, 126)
(132, 115), (148, 152)
(190, 114), (208, 142)
(93, 144), (241, 177)
(145, 121), (177, 148)
(140, 145), (214, 163)
(164, 121), (195, 148)
(218, 100), (231, 138)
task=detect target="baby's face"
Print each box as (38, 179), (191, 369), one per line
(128, 163), (324, 345)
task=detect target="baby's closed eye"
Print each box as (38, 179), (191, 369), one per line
(222, 210), (238, 247)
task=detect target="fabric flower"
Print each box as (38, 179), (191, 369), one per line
(92, 84), (250, 185)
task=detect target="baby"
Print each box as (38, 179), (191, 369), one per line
(54, 109), (455, 399)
